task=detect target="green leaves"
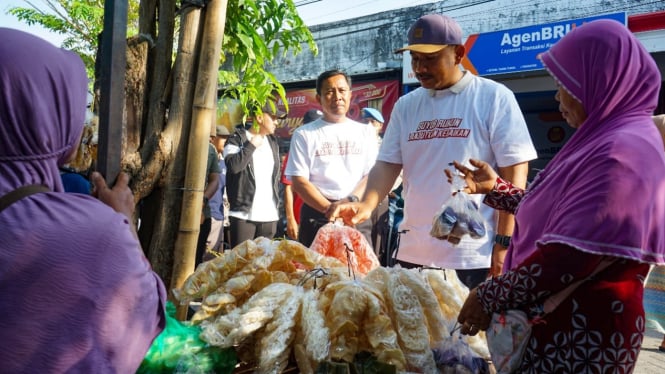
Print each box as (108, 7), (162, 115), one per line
(219, 0), (317, 118)
(7, 0), (139, 79)
(7, 0), (317, 121)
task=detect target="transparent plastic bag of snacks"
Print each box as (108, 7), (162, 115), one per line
(430, 174), (486, 244)
(433, 330), (490, 374)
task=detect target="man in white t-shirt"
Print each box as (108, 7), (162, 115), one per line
(330, 14), (537, 289)
(285, 70), (378, 247)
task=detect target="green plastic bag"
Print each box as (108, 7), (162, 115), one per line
(315, 352), (397, 374)
(137, 302), (237, 374)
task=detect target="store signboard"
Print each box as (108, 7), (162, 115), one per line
(462, 12), (626, 76)
(403, 12), (627, 83)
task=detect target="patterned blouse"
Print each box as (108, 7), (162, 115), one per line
(477, 177), (650, 373)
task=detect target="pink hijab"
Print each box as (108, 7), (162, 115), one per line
(505, 19), (665, 270)
(0, 28), (165, 372)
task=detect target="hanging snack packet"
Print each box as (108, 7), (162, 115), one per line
(309, 221), (380, 276)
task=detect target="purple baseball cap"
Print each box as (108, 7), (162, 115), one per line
(394, 14), (463, 54)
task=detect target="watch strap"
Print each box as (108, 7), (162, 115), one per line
(494, 234), (511, 247)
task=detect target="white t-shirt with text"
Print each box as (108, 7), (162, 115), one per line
(285, 117), (378, 200)
(380, 72), (538, 269)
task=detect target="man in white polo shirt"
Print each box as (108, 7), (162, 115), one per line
(285, 69), (378, 247)
(330, 14), (537, 289)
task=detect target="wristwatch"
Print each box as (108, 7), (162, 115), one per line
(494, 234), (511, 247)
(347, 194), (359, 203)
(203, 196), (209, 204)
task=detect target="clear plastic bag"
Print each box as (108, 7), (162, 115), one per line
(431, 175), (486, 244)
(432, 330), (490, 374)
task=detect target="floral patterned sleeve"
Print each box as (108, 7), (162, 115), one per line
(475, 243), (610, 316)
(482, 177), (524, 214)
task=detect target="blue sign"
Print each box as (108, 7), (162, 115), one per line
(463, 12), (626, 76)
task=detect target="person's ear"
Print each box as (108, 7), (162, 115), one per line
(454, 45), (466, 64)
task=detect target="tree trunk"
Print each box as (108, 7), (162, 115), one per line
(125, 36), (149, 156)
(171, 0), (229, 319)
(103, 0), (314, 287)
(134, 0), (178, 280)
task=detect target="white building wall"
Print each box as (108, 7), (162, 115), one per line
(271, 0), (665, 83)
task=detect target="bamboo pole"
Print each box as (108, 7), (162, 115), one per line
(138, 0), (200, 282)
(170, 0), (229, 320)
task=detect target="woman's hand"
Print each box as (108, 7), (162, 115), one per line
(91, 171), (135, 221)
(250, 134), (265, 148)
(457, 287), (492, 336)
(445, 159), (498, 195)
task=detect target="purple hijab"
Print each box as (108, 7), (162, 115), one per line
(0, 28), (165, 372)
(505, 19), (665, 270)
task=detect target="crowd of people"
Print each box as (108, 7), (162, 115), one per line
(2, 8), (665, 373)
(328, 13), (665, 373)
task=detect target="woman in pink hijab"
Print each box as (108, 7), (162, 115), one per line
(453, 19), (665, 372)
(0, 28), (166, 372)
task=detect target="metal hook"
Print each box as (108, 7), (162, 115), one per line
(344, 243), (356, 280)
(450, 321), (462, 337)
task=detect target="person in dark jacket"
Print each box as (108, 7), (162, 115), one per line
(223, 102), (285, 247)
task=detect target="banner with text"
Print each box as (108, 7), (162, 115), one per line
(275, 79), (400, 139)
(461, 12), (626, 76)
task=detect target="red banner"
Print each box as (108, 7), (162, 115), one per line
(275, 79), (400, 139)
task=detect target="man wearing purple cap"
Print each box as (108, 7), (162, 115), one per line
(330, 14), (537, 289)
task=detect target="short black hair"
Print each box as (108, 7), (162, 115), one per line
(316, 69), (352, 95)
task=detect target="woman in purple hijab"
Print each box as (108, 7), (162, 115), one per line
(452, 20), (665, 372)
(0, 28), (166, 372)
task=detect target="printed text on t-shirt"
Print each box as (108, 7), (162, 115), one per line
(409, 118), (469, 141)
(315, 141), (364, 156)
